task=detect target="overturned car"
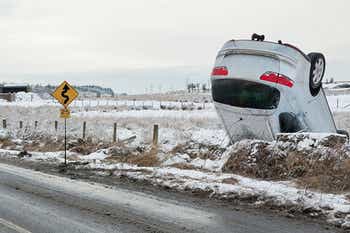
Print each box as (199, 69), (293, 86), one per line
(211, 34), (347, 141)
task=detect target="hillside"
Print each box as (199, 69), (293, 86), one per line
(30, 84), (115, 98)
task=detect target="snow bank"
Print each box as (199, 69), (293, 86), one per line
(74, 109), (218, 120)
(79, 149), (109, 161)
(0, 129), (10, 140)
(162, 153), (190, 166)
(15, 92), (42, 102)
(89, 162), (350, 229)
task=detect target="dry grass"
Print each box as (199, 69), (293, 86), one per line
(128, 148), (160, 167)
(296, 159), (350, 192)
(221, 177), (238, 185)
(24, 138), (65, 152)
(106, 146), (160, 167)
(0, 138), (17, 150)
(170, 163), (197, 170)
(70, 138), (111, 155)
(223, 139), (350, 193)
(170, 142), (224, 160)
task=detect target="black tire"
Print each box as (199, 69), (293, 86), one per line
(308, 53), (326, 96)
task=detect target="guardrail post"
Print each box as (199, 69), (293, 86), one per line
(113, 123), (117, 142)
(83, 121), (86, 139)
(153, 124), (158, 146)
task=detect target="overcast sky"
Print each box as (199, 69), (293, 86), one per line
(1, 0), (349, 93)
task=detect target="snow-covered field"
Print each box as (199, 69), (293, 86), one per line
(2, 92), (350, 229)
(2, 92), (350, 145)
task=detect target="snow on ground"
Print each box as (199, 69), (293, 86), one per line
(15, 92), (42, 102)
(0, 129), (9, 140)
(3, 92), (350, 228)
(120, 166), (350, 229)
(1, 90), (350, 114)
(74, 109), (217, 120)
(0, 92), (212, 110)
(79, 149), (109, 161)
(0, 97), (222, 153)
(327, 94), (350, 112)
(1, 143), (350, 229)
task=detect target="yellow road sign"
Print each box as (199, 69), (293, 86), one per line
(52, 81), (79, 108)
(60, 108), (71, 119)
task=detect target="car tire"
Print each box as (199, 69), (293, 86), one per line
(308, 53), (326, 96)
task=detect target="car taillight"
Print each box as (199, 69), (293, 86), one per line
(260, 72), (293, 88)
(211, 66), (228, 76)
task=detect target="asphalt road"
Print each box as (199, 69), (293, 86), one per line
(0, 163), (341, 233)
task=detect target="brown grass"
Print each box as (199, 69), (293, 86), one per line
(223, 140), (350, 192)
(128, 148), (160, 167)
(24, 139), (65, 152)
(296, 159), (350, 192)
(70, 139), (111, 155)
(170, 163), (197, 170)
(0, 139), (17, 150)
(106, 145), (160, 167)
(221, 177), (238, 185)
(170, 142), (224, 160)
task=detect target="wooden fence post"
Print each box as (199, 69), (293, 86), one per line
(35, 121), (38, 129)
(55, 121), (58, 131)
(19, 121), (23, 129)
(153, 124), (159, 146)
(83, 121), (86, 139)
(2, 119), (6, 129)
(113, 123), (117, 143)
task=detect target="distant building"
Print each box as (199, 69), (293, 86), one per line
(0, 84), (30, 93)
(0, 84), (29, 101)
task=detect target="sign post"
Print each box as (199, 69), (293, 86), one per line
(52, 81), (79, 166)
(60, 108), (71, 165)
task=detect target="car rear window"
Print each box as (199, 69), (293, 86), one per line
(212, 79), (280, 109)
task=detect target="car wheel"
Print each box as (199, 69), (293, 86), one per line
(308, 53), (326, 96)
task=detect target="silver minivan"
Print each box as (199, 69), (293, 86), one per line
(211, 34), (346, 141)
